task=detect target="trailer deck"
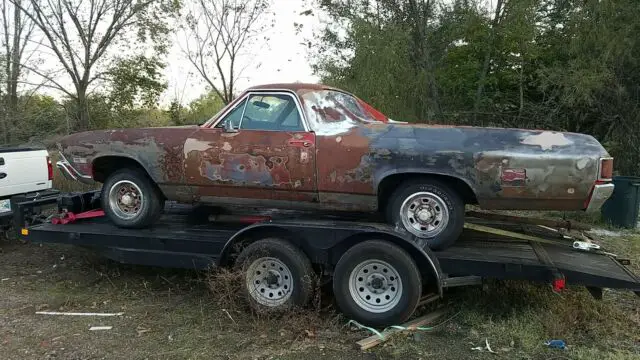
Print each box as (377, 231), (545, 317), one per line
(21, 203), (640, 297)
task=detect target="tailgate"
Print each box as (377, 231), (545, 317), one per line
(0, 149), (52, 198)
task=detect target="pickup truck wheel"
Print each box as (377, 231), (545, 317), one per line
(333, 240), (422, 327)
(235, 239), (315, 312)
(387, 179), (464, 250)
(101, 168), (164, 228)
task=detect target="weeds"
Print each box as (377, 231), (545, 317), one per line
(206, 265), (345, 340)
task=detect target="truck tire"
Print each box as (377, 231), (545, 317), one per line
(235, 238), (315, 312)
(101, 168), (164, 228)
(333, 240), (422, 327)
(387, 178), (464, 250)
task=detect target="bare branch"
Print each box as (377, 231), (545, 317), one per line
(8, 0), (169, 130)
(181, 0), (270, 104)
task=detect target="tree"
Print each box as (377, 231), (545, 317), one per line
(10, 0), (178, 130)
(1, 0), (36, 143)
(106, 55), (167, 112)
(181, 0), (270, 104)
(472, 0), (505, 124)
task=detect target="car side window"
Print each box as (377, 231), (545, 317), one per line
(215, 98), (246, 129)
(240, 94), (303, 131)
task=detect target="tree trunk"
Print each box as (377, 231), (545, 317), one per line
(75, 87), (90, 131)
(408, 0), (443, 122)
(1, 0), (23, 144)
(473, 0), (504, 125)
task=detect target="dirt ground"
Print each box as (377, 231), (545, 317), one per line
(1, 229), (639, 360)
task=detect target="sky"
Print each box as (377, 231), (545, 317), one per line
(13, 0), (496, 107)
(9, 0), (322, 107)
(161, 0), (322, 105)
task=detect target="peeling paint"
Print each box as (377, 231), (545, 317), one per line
(520, 131), (573, 151)
(184, 138), (211, 157)
(576, 158), (589, 170)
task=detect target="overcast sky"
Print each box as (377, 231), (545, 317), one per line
(15, 0), (497, 107)
(162, 0), (322, 105)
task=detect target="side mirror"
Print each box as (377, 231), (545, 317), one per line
(223, 118), (238, 133)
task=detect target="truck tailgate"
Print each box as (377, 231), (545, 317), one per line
(0, 149), (52, 198)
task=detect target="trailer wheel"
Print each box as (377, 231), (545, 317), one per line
(333, 240), (422, 327)
(387, 178), (464, 250)
(235, 238), (314, 312)
(101, 168), (164, 228)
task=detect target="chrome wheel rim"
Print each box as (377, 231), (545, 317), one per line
(400, 191), (449, 238)
(349, 259), (402, 313)
(246, 257), (293, 307)
(108, 180), (144, 220)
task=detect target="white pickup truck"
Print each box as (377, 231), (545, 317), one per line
(0, 147), (53, 201)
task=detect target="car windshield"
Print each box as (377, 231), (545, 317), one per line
(301, 90), (376, 126)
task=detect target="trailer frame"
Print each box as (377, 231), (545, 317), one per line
(14, 191), (640, 325)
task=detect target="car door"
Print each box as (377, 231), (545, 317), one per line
(184, 91), (317, 205)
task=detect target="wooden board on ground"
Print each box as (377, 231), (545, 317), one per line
(356, 308), (447, 351)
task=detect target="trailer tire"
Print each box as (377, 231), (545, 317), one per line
(235, 238), (315, 312)
(101, 168), (164, 228)
(333, 240), (422, 327)
(387, 178), (464, 250)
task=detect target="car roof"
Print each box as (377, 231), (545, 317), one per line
(245, 83), (343, 94)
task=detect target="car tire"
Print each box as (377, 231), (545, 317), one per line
(235, 238), (315, 312)
(333, 240), (422, 327)
(101, 168), (164, 228)
(387, 178), (464, 250)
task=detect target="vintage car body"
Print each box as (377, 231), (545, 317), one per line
(57, 83), (614, 246)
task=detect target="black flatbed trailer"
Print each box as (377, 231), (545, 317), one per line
(16, 196), (640, 325)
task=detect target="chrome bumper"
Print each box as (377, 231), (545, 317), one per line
(56, 159), (95, 185)
(585, 183), (615, 212)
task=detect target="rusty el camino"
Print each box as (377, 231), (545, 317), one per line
(57, 83), (614, 249)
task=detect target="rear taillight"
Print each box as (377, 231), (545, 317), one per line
(47, 156), (53, 180)
(599, 157), (613, 181)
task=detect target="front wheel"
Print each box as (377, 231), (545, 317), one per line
(333, 240), (422, 327)
(101, 168), (164, 228)
(387, 179), (464, 250)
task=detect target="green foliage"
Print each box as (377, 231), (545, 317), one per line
(11, 95), (67, 143)
(170, 92), (225, 126)
(314, 0), (640, 175)
(106, 56), (168, 112)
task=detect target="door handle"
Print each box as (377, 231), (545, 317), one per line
(0, 158), (4, 165)
(287, 139), (312, 147)
(0, 173), (6, 179)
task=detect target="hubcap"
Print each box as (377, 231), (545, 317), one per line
(245, 257), (293, 307)
(349, 259), (402, 313)
(108, 180), (144, 220)
(400, 191), (449, 238)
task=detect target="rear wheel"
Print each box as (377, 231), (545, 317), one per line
(101, 168), (164, 228)
(235, 238), (315, 312)
(333, 240), (422, 327)
(387, 179), (464, 250)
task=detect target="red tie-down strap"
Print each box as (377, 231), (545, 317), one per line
(51, 209), (105, 225)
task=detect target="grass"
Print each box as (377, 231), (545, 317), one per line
(1, 228), (638, 359)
